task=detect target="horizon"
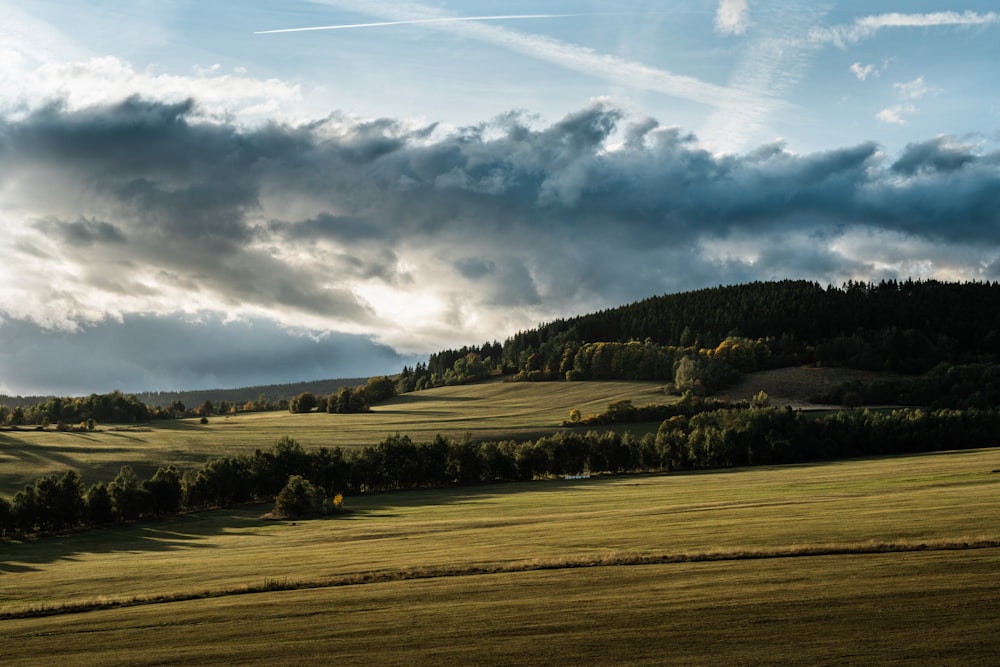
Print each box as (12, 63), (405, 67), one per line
(0, 275), (984, 400)
(2, 1), (999, 396)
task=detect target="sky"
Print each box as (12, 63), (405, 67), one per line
(1, 1), (999, 396)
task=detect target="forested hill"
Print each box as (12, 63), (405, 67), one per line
(499, 280), (1000, 377)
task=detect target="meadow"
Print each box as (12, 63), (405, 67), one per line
(1, 444), (998, 665)
(0, 379), (669, 495)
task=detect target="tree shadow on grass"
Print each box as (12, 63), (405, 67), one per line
(0, 505), (274, 572)
(5, 450), (978, 574)
(0, 432), (106, 471)
(337, 474), (638, 519)
(0, 432), (217, 498)
(329, 446), (983, 521)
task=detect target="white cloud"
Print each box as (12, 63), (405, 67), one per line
(894, 76), (939, 100)
(2, 56), (304, 126)
(850, 62), (878, 81)
(875, 76), (939, 125)
(0, 5), (307, 127)
(877, 105), (914, 125)
(829, 228), (997, 283)
(715, 0), (751, 36)
(810, 10), (1000, 47)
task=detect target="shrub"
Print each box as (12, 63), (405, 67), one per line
(272, 475), (323, 519)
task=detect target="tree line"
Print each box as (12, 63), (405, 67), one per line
(0, 391), (293, 428)
(134, 377), (370, 411)
(0, 391), (152, 428)
(287, 376), (397, 414)
(0, 377), (402, 428)
(497, 279), (1000, 379)
(5, 401), (999, 540)
(815, 362), (1000, 410)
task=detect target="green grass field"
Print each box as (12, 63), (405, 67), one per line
(2, 447), (998, 665)
(0, 380), (669, 495)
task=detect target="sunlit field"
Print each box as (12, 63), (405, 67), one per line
(0, 380), (669, 495)
(2, 448), (998, 665)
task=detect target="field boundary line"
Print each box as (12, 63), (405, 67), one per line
(3, 537), (997, 621)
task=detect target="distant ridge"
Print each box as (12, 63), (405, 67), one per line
(0, 377), (370, 410)
(132, 377), (371, 408)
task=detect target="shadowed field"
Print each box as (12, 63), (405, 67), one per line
(3, 550), (997, 667)
(716, 365), (894, 408)
(1, 448), (998, 664)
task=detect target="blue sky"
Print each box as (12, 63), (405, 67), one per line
(1, 1), (999, 395)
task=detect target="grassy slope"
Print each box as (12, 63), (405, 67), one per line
(1, 448), (998, 664)
(4, 551), (997, 666)
(0, 380), (669, 495)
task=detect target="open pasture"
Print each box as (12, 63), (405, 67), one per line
(3, 550), (997, 666)
(1, 447), (998, 664)
(0, 380), (668, 495)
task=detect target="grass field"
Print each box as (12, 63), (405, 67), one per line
(2, 447), (998, 665)
(0, 379), (669, 495)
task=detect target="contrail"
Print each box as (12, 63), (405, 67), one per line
(257, 1), (733, 109)
(255, 14), (576, 35)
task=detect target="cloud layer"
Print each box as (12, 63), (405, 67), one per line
(0, 314), (416, 396)
(1, 96), (999, 394)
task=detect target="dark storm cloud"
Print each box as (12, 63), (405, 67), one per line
(269, 213), (388, 243)
(454, 256), (496, 279)
(891, 137), (978, 175)
(3, 95), (1000, 393)
(0, 314), (419, 396)
(36, 217), (127, 246)
(8, 97), (201, 173)
(4, 97), (999, 257)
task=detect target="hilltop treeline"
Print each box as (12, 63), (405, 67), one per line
(0, 379), (372, 415)
(498, 279), (1000, 379)
(134, 377), (369, 410)
(0, 391), (153, 428)
(4, 401), (1000, 540)
(0, 380), (385, 428)
(0, 389), (305, 428)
